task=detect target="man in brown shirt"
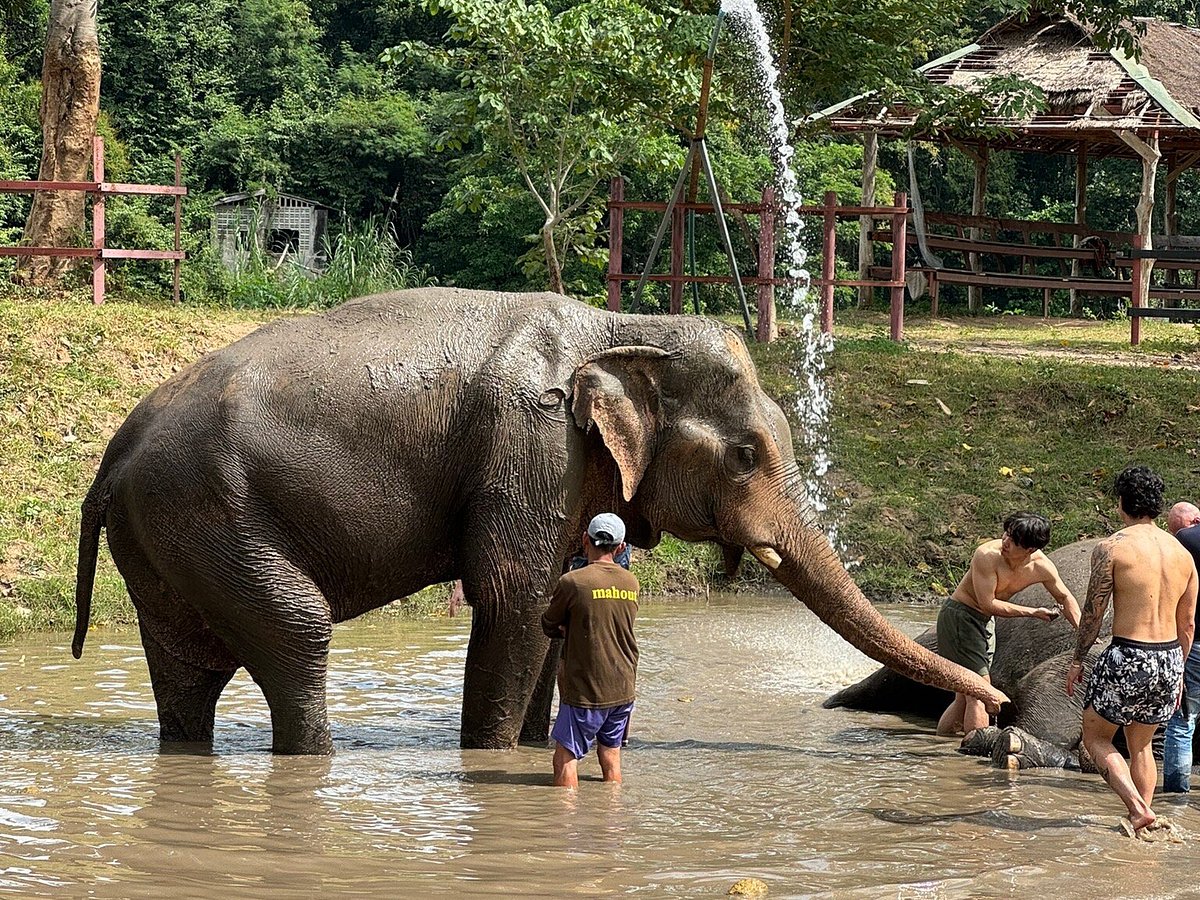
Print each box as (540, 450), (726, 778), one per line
(542, 513), (640, 788)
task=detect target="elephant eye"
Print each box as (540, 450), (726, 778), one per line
(726, 444), (758, 476)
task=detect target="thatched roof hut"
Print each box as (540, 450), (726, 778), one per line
(808, 13), (1200, 314)
(813, 13), (1200, 157)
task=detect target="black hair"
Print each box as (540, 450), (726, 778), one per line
(1114, 465), (1165, 520)
(588, 535), (620, 551)
(1003, 511), (1051, 550)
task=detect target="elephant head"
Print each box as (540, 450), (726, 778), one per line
(570, 321), (1007, 712)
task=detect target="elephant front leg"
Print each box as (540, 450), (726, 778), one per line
(520, 639), (562, 745)
(460, 602), (553, 749)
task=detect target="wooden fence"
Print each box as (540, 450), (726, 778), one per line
(0, 136), (186, 304)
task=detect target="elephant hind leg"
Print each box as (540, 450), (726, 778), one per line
(180, 555), (335, 755)
(140, 624), (236, 747)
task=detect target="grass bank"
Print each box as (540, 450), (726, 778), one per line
(1, 292), (1197, 640)
(751, 310), (1200, 599)
(0, 290), (752, 641)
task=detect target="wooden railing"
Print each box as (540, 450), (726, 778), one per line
(0, 136), (186, 304)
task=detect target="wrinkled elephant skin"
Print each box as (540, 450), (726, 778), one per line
(74, 288), (1006, 754)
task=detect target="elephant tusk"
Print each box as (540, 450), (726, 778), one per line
(750, 546), (783, 570)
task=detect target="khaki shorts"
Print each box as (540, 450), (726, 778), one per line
(936, 598), (995, 676)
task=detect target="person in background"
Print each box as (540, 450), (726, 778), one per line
(1162, 501), (1200, 793)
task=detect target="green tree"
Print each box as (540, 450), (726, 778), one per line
(386, 0), (710, 293)
(230, 0), (326, 110)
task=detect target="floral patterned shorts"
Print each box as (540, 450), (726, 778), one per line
(1083, 636), (1183, 726)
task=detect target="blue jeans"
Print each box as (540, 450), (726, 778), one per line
(1163, 643), (1200, 793)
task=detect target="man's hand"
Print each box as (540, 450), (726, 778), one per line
(1029, 607), (1057, 622)
(1066, 660), (1084, 697)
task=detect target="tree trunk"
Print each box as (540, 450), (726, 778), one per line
(543, 219), (564, 294)
(14, 0), (101, 286)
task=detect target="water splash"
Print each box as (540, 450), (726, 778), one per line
(719, 0), (840, 549)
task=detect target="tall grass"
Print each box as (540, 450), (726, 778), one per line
(223, 216), (433, 309)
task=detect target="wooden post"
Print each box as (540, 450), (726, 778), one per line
(1070, 143), (1087, 316)
(821, 190), (836, 335)
(1131, 233), (1144, 346)
(607, 177), (623, 312)
(1165, 151), (1178, 306)
(890, 191), (907, 341)
(968, 148), (988, 314)
(1134, 132), (1160, 314)
(756, 186), (776, 343)
(91, 135), (104, 306)
(669, 202), (685, 314)
(173, 152), (182, 304)
(858, 132), (878, 308)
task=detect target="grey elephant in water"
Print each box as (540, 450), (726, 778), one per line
(73, 287), (1005, 754)
(827, 538), (1199, 769)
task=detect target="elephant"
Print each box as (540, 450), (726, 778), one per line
(72, 287), (1006, 754)
(826, 537), (1197, 770)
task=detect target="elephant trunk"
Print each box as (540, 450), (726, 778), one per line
(751, 531), (1008, 713)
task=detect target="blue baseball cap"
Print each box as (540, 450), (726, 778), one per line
(587, 513), (625, 546)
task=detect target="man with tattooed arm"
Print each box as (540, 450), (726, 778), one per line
(1067, 466), (1199, 839)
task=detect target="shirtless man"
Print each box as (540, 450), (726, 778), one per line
(1067, 467), (1199, 839)
(936, 512), (1081, 737)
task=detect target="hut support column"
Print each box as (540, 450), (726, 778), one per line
(1070, 143), (1087, 317)
(968, 147), (988, 314)
(858, 132), (878, 308)
(1165, 152), (1178, 306)
(1116, 130), (1160, 312)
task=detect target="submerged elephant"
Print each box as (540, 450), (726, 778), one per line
(73, 287), (1005, 754)
(826, 538), (1197, 769)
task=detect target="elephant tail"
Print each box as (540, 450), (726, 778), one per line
(72, 487), (109, 660)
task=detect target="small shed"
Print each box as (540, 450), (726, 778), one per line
(213, 190), (331, 272)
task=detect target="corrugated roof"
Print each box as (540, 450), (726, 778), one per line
(215, 189), (330, 209)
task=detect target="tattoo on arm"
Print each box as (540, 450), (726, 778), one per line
(1075, 542), (1114, 662)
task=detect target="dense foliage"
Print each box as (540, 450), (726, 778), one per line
(0, 0), (1196, 312)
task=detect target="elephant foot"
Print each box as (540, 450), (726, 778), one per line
(958, 725), (1002, 757)
(987, 726), (1077, 771)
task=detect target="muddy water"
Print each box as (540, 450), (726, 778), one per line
(1, 597), (1198, 899)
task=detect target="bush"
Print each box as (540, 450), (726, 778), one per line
(216, 214), (433, 309)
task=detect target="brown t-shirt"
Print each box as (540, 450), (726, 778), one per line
(540, 561), (640, 709)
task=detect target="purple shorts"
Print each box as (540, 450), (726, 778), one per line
(551, 702), (634, 760)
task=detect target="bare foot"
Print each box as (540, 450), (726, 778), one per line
(1120, 811), (1156, 838)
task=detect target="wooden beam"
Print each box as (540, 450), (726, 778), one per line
(968, 148), (989, 314)
(1168, 151), (1200, 183)
(858, 132), (878, 309)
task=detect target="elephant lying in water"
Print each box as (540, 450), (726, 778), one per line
(73, 287), (1005, 754)
(826, 538), (1147, 770)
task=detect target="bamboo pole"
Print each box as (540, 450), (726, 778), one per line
(91, 136), (104, 306)
(1070, 142), (1087, 316)
(858, 132), (878, 309)
(891, 191), (908, 341)
(821, 191), (836, 334)
(756, 186), (776, 343)
(968, 148), (988, 314)
(607, 177), (623, 311)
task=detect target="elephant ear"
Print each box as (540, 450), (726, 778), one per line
(571, 346), (674, 502)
